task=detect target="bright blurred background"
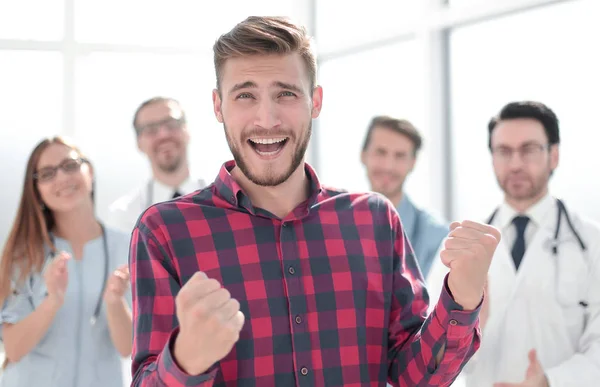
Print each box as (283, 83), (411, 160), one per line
(1, 0), (599, 385)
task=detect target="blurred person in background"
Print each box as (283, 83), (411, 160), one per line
(0, 137), (132, 387)
(427, 101), (600, 387)
(361, 116), (448, 278)
(107, 97), (206, 234)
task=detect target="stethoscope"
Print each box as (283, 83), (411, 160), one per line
(486, 198), (590, 309)
(35, 223), (109, 326)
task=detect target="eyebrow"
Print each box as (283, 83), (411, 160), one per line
(228, 81), (305, 96)
(37, 157), (77, 170)
(497, 140), (544, 148)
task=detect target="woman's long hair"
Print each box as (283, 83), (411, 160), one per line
(0, 137), (90, 305)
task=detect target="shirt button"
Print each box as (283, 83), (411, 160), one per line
(288, 266), (295, 275)
(449, 319), (458, 326)
(300, 367), (308, 376)
(295, 315), (302, 324)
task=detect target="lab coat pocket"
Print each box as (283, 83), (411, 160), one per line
(554, 254), (587, 338)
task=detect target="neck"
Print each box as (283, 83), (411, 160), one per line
(52, 202), (102, 243)
(152, 161), (190, 188)
(505, 187), (549, 213)
(389, 191), (404, 208)
(232, 163), (310, 219)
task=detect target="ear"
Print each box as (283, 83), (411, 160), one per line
(213, 89), (224, 123)
(311, 86), (323, 119)
(550, 143), (559, 170)
(181, 124), (191, 144)
(136, 135), (143, 153)
(408, 154), (417, 172)
(360, 150), (367, 166)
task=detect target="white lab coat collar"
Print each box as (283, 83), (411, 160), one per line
(496, 193), (554, 230)
(150, 175), (202, 204)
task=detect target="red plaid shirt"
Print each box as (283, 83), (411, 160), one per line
(129, 161), (481, 387)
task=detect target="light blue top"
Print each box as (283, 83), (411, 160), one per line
(398, 195), (449, 279)
(0, 227), (131, 387)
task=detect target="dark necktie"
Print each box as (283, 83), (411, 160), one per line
(511, 215), (530, 270)
(172, 190), (182, 199)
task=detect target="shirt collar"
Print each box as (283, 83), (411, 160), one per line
(213, 160), (323, 217)
(152, 176), (200, 202)
(397, 195), (417, 236)
(496, 192), (554, 230)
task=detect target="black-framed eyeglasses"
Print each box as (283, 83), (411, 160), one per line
(33, 158), (87, 183)
(491, 143), (550, 163)
(137, 117), (185, 136)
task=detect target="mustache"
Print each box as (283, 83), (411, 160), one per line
(373, 171), (401, 178)
(154, 139), (178, 149)
(506, 172), (530, 179)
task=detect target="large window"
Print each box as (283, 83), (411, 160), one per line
(74, 0), (297, 48)
(316, 0), (421, 54)
(0, 0), (64, 40)
(450, 0), (600, 221)
(316, 40), (435, 211)
(0, 51), (63, 249)
(74, 52), (229, 222)
(0, 0), (305, 243)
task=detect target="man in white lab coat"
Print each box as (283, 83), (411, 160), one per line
(107, 97), (206, 234)
(427, 101), (600, 386)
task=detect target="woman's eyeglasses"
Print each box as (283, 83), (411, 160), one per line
(33, 158), (87, 183)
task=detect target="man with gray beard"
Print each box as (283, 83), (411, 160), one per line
(107, 97), (206, 234)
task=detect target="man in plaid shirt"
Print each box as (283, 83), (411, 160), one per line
(129, 16), (501, 387)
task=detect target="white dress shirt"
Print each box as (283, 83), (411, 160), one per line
(106, 176), (206, 234)
(493, 193), (554, 252)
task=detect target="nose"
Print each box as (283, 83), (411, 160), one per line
(53, 167), (72, 183)
(254, 98), (282, 129)
(507, 151), (525, 170)
(380, 154), (397, 172)
(154, 126), (173, 140)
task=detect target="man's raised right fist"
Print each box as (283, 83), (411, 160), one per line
(173, 271), (245, 375)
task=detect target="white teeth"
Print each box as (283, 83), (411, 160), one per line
(249, 138), (287, 144)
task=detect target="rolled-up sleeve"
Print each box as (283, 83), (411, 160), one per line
(0, 278), (36, 339)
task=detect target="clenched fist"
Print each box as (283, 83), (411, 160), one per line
(103, 264), (130, 305)
(173, 271), (245, 375)
(43, 251), (70, 306)
(441, 220), (501, 310)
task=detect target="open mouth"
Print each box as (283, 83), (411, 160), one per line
(247, 137), (289, 157)
(56, 184), (78, 197)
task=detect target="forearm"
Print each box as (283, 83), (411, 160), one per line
(106, 297), (133, 357)
(390, 308), (479, 387)
(132, 329), (217, 387)
(2, 296), (61, 362)
(388, 277), (481, 387)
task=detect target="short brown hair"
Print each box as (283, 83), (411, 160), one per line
(362, 116), (423, 155)
(213, 16), (317, 93)
(132, 96), (186, 135)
